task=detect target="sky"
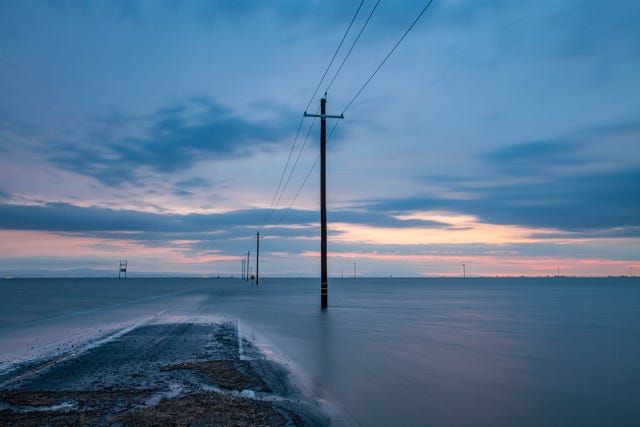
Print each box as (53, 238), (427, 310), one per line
(1, 0), (639, 277)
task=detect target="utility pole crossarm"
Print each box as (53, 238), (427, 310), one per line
(303, 112), (344, 120)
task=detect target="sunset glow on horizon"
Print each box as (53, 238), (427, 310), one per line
(1, 1), (638, 277)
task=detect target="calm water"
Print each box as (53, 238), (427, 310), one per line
(1, 277), (639, 426)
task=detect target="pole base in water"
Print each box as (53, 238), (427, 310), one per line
(321, 281), (328, 308)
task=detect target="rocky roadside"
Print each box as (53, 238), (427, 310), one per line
(0, 322), (327, 426)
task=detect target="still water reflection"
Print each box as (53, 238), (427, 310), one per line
(1, 277), (639, 426)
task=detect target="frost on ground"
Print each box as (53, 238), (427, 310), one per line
(0, 322), (328, 426)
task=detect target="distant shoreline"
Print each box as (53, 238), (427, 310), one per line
(3, 275), (637, 280)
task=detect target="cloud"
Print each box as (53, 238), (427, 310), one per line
(487, 140), (580, 166)
(47, 98), (295, 185)
(477, 122), (640, 230)
(0, 200), (450, 237)
(192, 0), (370, 33)
(0, 198), (498, 265)
(1, 0), (638, 276)
(548, 0), (640, 59)
(581, 118), (640, 141)
(171, 177), (212, 197)
(453, 0), (640, 59)
(364, 166), (640, 232)
(42, 0), (142, 22)
(484, 140), (591, 177)
(480, 167), (640, 230)
(0, 201), (324, 266)
(174, 177), (210, 189)
(379, 117), (640, 233)
(329, 209), (447, 229)
(529, 227), (640, 240)
(101, 0), (141, 22)
(0, 201), (320, 258)
(0, 201), (254, 234)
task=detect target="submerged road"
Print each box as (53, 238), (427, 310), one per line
(0, 320), (329, 426)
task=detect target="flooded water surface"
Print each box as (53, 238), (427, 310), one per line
(1, 277), (639, 426)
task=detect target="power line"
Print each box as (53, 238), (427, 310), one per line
(270, 112), (318, 219)
(342, 0), (435, 114)
(259, 116), (305, 231)
(264, 119), (342, 237)
(325, 0), (383, 94)
(268, 153), (319, 234)
(259, 1), (364, 233)
(264, 0), (436, 236)
(304, 0), (365, 112)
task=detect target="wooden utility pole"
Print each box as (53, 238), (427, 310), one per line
(246, 251), (250, 283)
(253, 232), (263, 285)
(304, 94), (343, 309)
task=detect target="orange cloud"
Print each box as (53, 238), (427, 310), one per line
(330, 210), (566, 245)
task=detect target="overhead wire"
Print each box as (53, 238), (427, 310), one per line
(269, 154), (319, 232)
(304, 0), (365, 113)
(264, 120), (340, 236)
(258, 0), (365, 233)
(264, 0), (436, 236)
(325, 0), (383, 95)
(342, 0), (435, 114)
(271, 112), (318, 218)
(259, 116), (304, 231)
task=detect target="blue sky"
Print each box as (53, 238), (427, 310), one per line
(1, 0), (639, 277)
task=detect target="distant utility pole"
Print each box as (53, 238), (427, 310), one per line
(119, 260), (127, 280)
(462, 263), (466, 279)
(304, 94), (343, 309)
(353, 261), (356, 279)
(253, 232), (263, 285)
(246, 251), (250, 283)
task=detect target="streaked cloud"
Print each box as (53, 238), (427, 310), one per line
(47, 99), (295, 185)
(0, 0), (638, 276)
